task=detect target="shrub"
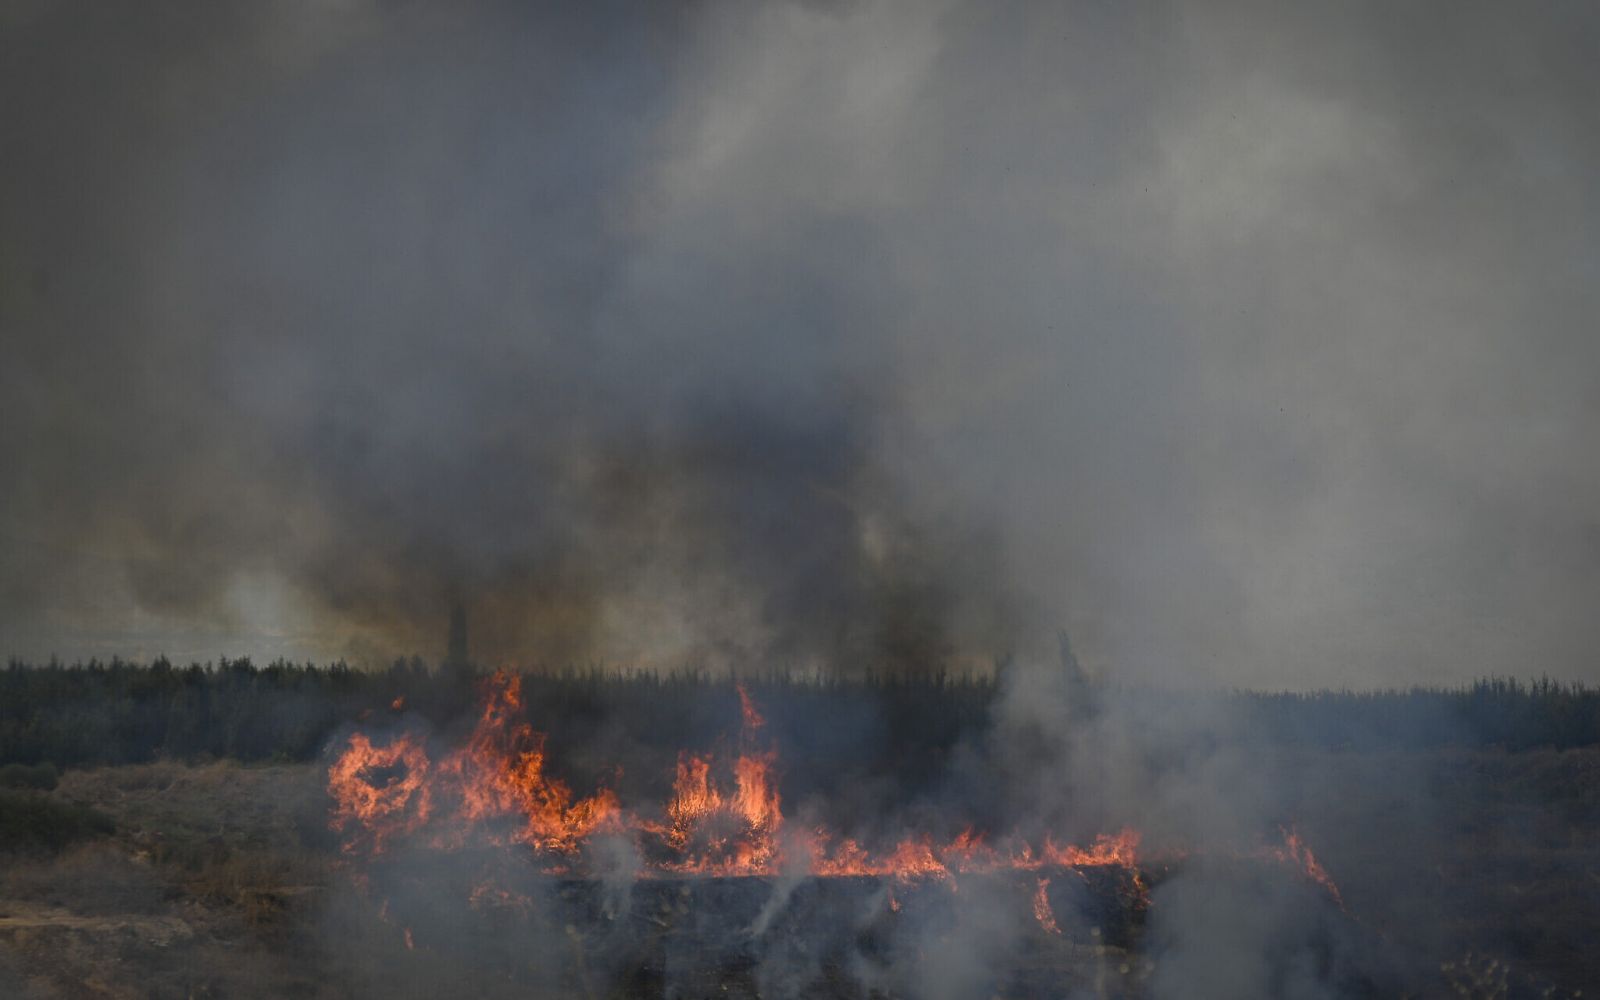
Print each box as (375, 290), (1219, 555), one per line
(0, 761), (59, 790)
(0, 789), (115, 852)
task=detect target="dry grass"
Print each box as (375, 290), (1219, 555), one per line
(3, 752), (1599, 997)
(0, 761), (338, 998)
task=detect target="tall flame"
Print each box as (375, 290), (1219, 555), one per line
(329, 673), (617, 856)
(434, 671), (619, 852)
(327, 731), (432, 854)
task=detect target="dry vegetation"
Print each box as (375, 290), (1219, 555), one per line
(0, 747), (1595, 998)
(0, 761), (334, 999)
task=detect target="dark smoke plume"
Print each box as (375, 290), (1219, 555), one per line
(3, 1), (1598, 686)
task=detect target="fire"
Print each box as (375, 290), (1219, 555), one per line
(641, 683), (784, 875)
(327, 731), (432, 854)
(1033, 877), (1061, 934)
(1272, 826), (1344, 907)
(328, 670), (1148, 884)
(469, 880), (533, 914)
(326, 673), (617, 857)
(1042, 828), (1141, 868)
(664, 753), (718, 831)
(647, 749), (781, 875)
(434, 671), (620, 852)
(801, 825), (1140, 881)
(325, 672), (1366, 958)
(736, 681), (765, 733)
(877, 836), (950, 880)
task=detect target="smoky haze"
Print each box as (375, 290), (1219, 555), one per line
(2, 1), (1597, 687)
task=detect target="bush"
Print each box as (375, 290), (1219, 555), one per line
(0, 789), (115, 852)
(0, 761), (59, 790)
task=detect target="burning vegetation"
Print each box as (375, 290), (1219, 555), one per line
(326, 669), (1346, 959)
(4, 661), (1598, 998)
(328, 672), (1150, 886)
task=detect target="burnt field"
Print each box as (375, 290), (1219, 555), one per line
(3, 662), (1600, 998)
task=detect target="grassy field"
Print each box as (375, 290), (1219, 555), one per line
(0, 761), (333, 999)
(0, 747), (1595, 998)
(3, 660), (1598, 997)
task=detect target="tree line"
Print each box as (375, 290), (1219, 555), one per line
(3, 656), (1599, 771)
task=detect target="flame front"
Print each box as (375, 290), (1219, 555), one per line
(329, 673), (617, 856)
(326, 671), (1149, 883)
(435, 671), (620, 852)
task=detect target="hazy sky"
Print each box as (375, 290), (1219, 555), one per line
(3, 1), (1597, 687)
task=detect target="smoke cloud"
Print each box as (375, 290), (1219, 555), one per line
(3, 1), (1597, 686)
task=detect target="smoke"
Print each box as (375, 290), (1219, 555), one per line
(0, 1), (1013, 674)
(903, 645), (1419, 998)
(1144, 864), (1362, 1000)
(4, 2), (1599, 683)
(7, 8), (1595, 989)
(590, 831), (640, 921)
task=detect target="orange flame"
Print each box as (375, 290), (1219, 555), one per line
(434, 672), (619, 852)
(327, 673), (617, 857)
(736, 681), (765, 734)
(1272, 826), (1344, 907)
(1033, 877), (1061, 934)
(1042, 828), (1141, 868)
(328, 671), (1146, 885)
(327, 731), (432, 854)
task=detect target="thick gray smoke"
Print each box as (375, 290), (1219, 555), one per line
(4, 1), (1598, 686)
